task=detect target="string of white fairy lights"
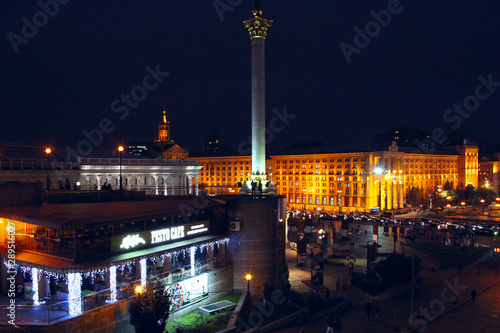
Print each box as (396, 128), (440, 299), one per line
(3, 237), (229, 292)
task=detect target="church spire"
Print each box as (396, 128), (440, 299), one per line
(157, 104), (171, 143)
(162, 102), (167, 124)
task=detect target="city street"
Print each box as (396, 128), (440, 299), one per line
(273, 220), (500, 333)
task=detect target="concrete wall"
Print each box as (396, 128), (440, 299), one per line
(0, 182), (42, 206)
(227, 196), (283, 294)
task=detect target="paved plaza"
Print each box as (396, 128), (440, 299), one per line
(273, 221), (500, 333)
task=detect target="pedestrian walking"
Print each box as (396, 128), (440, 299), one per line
(365, 302), (372, 320)
(336, 276), (341, 291)
(374, 302), (380, 320)
(326, 316), (334, 333)
(471, 288), (477, 303)
(333, 318), (343, 333)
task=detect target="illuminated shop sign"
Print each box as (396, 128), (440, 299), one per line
(111, 221), (210, 252)
(151, 226), (185, 244)
(165, 273), (208, 312)
(119, 234), (146, 250)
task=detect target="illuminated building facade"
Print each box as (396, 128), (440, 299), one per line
(194, 155), (273, 195)
(78, 157), (200, 195)
(192, 142), (479, 213)
(479, 156), (500, 189)
(0, 143), (200, 195)
(456, 145), (479, 188)
(0, 199), (231, 329)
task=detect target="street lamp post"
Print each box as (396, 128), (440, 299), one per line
(45, 148), (51, 191)
(118, 146), (124, 191)
(495, 231), (498, 278)
(245, 274), (252, 315)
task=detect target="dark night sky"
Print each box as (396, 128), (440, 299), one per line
(1, 1), (500, 155)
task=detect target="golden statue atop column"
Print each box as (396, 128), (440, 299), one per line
(243, 0), (273, 39)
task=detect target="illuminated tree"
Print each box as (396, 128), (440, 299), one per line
(129, 279), (171, 333)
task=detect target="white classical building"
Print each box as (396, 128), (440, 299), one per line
(78, 157), (200, 195)
(0, 110), (201, 195)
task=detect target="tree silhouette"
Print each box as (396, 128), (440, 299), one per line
(129, 279), (171, 333)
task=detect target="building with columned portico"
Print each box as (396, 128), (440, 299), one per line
(0, 109), (201, 195)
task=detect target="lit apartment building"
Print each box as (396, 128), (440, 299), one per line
(192, 143), (478, 213)
(194, 155), (273, 195)
(479, 156), (500, 189)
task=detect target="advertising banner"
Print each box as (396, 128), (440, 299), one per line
(165, 273), (208, 312)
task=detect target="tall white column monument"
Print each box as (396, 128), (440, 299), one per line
(240, 1), (277, 195)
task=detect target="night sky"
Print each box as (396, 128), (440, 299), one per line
(1, 1), (500, 155)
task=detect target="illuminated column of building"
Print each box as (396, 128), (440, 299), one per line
(190, 246), (196, 277)
(68, 272), (82, 316)
(392, 180), (397, 209)
(32, 268), (41, 305)
(399, 181), (404, 208)
(169, 176), (176, 196)
(109, 265), (117, 303)
(188, 176), (193, 195)
(154, 176), (159, 195)
(390, 180), (394, 210)
(195, 176), (199, 196)
(382, 181), (387, 210)
(140, 258), (147, 289)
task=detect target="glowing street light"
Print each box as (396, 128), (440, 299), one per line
(118, 146), (124, 191)
(135, 285), (143, 294)
(245, 274), (252, 315)
(460, 202), (466, 206)
(44, 148), (52, 191)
